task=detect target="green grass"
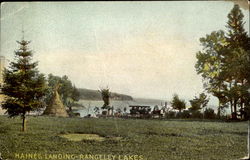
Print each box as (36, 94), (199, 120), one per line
(0, 115), (248, 160)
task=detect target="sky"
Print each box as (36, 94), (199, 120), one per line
(0, 1), (249, 105)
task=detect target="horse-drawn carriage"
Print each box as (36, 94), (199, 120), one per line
(129, 105), (166, 118)
(129, 105), (151, 118)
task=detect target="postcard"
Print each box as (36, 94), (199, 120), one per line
(0, 1), (249, 160)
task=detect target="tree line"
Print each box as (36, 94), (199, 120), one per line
(170, 5), (249, 120)
(195, 4), (250, 120)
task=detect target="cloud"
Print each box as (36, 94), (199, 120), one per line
(34, 30), (203, 100)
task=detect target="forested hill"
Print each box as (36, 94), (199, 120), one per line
(78, 88), (133, 101)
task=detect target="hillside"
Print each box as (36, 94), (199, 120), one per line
(78, 88), (133, 101)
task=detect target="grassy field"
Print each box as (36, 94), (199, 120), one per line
(0, 115), (248, 160)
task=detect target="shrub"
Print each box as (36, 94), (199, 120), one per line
(176, 110), (191, 118)
(191, 111), (203, 119)
(204, 108), (216, 119)
(165, 111), (176, 118)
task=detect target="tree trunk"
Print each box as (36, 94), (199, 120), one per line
(203, 107), (205, 120)
(240, 79), (245, 119)
(217, 100), (221, 119)
(229, 82), (233, 118)
(233, 99), (237, 120)
(218, 81), (222, 119)
(233, 81), (238, 120)
(240, 99), (243, 119)
(230, 100), (233, 118)
(22, 114), (26, 132)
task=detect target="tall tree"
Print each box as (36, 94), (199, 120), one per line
(224, 4), (250, 119)
(195, 30), (228, 117)
(195, 4), (249, 119)
(226, 4), (248, 50)
(171, 94), (186, 112)
(1, 38), (47, 131)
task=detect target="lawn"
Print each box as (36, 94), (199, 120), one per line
(0, 115), (248, 160)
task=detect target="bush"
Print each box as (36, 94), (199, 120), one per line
(165, 111), (176, 118)
(176, 110), (191, 118)
(204, 108), (216, 119)
(191, 111), (203, 119)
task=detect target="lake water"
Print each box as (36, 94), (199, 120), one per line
(76, 99), (167, 117)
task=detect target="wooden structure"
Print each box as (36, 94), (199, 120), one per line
(43, 84), (68, 117)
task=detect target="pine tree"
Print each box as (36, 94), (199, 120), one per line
(196, 4), (249, 119)
(2, 37), (47, 131)
(224, 4), (249, 119)
(226, 4), (248, 49)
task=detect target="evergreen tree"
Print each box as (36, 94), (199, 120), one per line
(171, 94), (186, 112)
(226, 4), (248, 49)
(224, 4), (250, 119)
(2, 38), (47, 131)
(196, 4), (249, 119)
